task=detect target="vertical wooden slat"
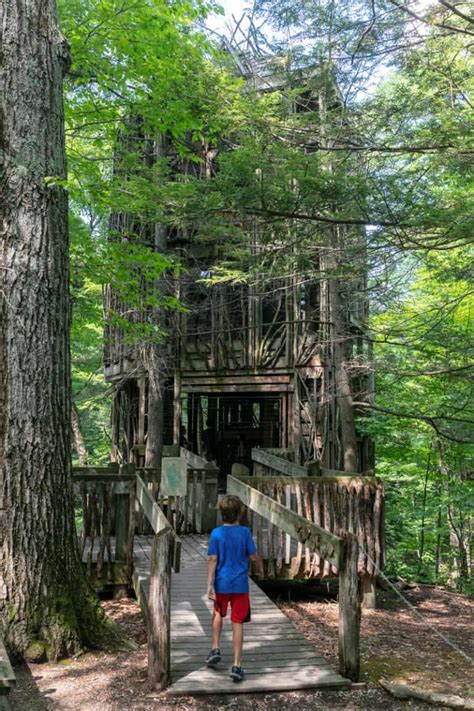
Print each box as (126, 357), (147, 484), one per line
(275, 484), (284, 573)
(192, 470), (197, 533)
(114, 481), (130, 562)
(254, 510), (263, 563)
(303, 483), (313, 575)
(127, 479), (136, 578)
(184, 474), (190, 534)
(266, 482), (275, 578)
(312, 480), (322, 576)
(292, 482), (303, 576)
(323, 482), (331, 578)
(284, 484), (291, 564)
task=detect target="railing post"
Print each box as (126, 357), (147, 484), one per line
(338, 534), (361, 681)
(126, 478), (136, 578)
(115, 464), (135, 561)
(148, 528), (172, 689)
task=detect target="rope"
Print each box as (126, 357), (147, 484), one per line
(361, 546), (473, 664)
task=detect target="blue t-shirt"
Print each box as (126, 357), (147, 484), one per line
(208, 525), (257, 593)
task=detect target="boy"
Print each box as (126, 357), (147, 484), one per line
(206, 494), (263, 682)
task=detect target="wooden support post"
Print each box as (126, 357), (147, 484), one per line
(114, 481), (129, 561)
(173, 370), (181, 446)
(361, 574), (376, 609)
(148, 528), (173, 689)
(338, 534), (361, 681)
(126, 479), (136, 578)
(115, 464), (135, 561)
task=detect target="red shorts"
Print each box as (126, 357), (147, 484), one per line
(214, 593), (251, 623)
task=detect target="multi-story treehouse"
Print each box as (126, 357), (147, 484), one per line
(103, 42), (374, 484)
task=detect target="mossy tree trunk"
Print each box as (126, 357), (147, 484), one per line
(0, 0), (126, 661)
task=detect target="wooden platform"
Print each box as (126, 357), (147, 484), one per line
(133, 534), (351, 695)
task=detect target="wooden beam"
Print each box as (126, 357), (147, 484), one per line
(114, 481), (130, 562)
(183, 383), (294, 393)
(148, 528), (172, 689)
(338, 535), (361, 681)
(252, 448), (307, 477)
(180, 447), (208, 469)
(135, 474), (171, 535)
(238, 474), (379, 488)
(181, 373), (292, 386)
(227, 475), (341, 567)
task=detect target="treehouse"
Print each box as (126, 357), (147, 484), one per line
(103, 52), (374, 480)
(101, 47), (382, 604)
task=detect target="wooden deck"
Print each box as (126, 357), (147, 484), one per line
(133, 534), (351, 695)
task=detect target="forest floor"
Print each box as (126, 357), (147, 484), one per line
(8, 583), (473, 711)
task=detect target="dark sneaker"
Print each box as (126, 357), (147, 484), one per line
(205, 648), (221, 666)
(230, 665), (244, 682)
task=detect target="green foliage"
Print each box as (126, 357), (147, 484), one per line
(367, 247), (473, 589)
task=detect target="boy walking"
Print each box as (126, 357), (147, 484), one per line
(206, 495), (263, 682)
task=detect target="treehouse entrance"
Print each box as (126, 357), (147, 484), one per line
(182, 393), (284, 483)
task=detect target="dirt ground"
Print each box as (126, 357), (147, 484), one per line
(8, 583), (473, 711)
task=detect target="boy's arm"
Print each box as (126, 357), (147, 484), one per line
(249, 552), (264, 579)
(207, 555), (218, 599)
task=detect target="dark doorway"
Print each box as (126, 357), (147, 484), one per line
(183, 393), (283, 483)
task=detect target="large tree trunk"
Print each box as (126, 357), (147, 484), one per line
(322, 240), (359, 473)
(0, 0), (125, 660)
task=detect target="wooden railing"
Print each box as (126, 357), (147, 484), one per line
(135, 473), (181, 689)
(250, 448), (383, 608)
(239, 474), (383, 581)
(73, 464), (138, 579)
(73, 450), (219, 573)
(228, 474), (361, 681)
(252, 447), (375, 478)
(179, 448), (219, 534)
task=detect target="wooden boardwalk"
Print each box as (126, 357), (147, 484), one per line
(133, 534), (351, 695)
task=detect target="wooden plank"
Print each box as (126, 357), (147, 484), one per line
(227, 475), (341, 567)
(170, 669), (349, 695)
(0, 638), (15, 691)
(173, 659), (331, 672)
(135, 475), (172, 536)
(251, 448), (307, 477)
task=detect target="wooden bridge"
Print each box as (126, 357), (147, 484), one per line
(133, 534), (350, 694)
(74, 447), (384, 694)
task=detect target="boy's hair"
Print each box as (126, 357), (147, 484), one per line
(218, 495), (243, 524)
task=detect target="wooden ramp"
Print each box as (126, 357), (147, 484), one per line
(133, 534), (351, 695)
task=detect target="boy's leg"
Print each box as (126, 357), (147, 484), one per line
(211, 609), (223, 649)
(232, 622), (244, 667)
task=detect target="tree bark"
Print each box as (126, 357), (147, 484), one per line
(71, 402), (89, 465)
(322, 239), (359, 473)
(0, 0), (125, 660)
